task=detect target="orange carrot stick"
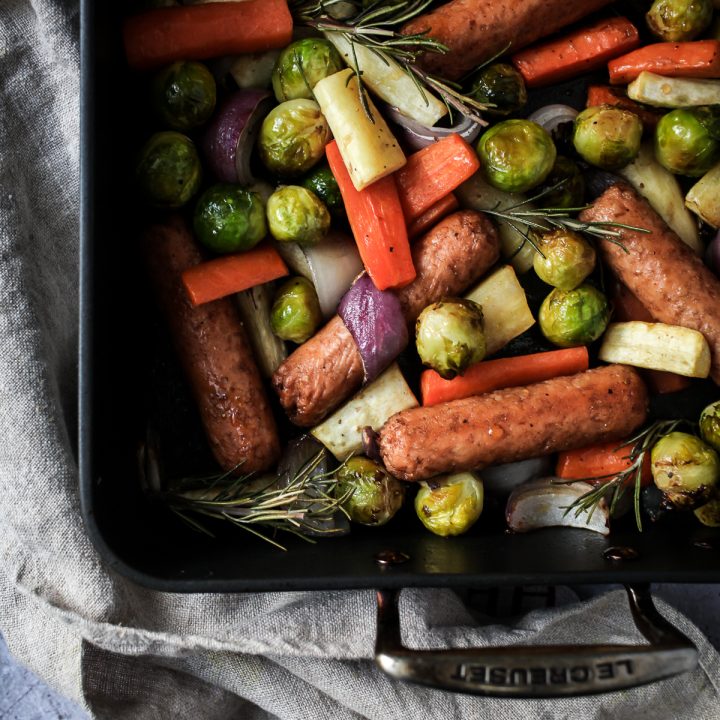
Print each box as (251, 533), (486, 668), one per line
(420, 347), (589, 407)
(326, 140), (415, 291)
(608, 39), (720, 85)
(586, 85), (661, 129)
(182, 243), (288, 306)
(395, 135), (480, 223)
(556, 439), (652, 486)
(512, 16), (639, 88)
(611, 282), (692, 394)
(123, 0), (293, 71)
(408, 193), (459, 239)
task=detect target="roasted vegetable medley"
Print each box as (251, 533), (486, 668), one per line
(127, 0), (720, 549)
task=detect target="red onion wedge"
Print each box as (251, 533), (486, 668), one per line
(338, 274), (408, 384)
(527, 104), (578, 135)
(506, 477), (610, 535)
(384, 105), (483, 152)
(202, 89), (273, 184)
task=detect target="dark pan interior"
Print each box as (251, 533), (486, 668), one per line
(79, 0), (720, 592)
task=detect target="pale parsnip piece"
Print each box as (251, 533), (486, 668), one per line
(599, 321), (710, 378)
(313, 68), (406, 190)
(686, 161), (720, 228)
(619, 142), (701, 254)
(627, 71), (720, 107)
(325, 32), (447, 127)
(311, 363), (418, 460)
(456, 173), (545, 273)
(464, 265), (535, 356)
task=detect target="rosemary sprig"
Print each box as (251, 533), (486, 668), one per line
(163, 451), (351, 551)
(292, 0), (489, 123)
(553, 419), (689, 532)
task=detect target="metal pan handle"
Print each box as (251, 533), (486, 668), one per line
(375, 584), (697, 697)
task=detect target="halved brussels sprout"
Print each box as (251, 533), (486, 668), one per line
(700, 400), (720, 453)
(258, 99), (331, 177)
(646, 0), (713, 41)
(477, 119), (556, 193)
(651, 431), (720, 509)
(193, 184), (266, 253)
(468, 63), (527, 117)
(336, 456), (406, 526)
(538, 284), (610, 347)
(267, 186), (330, 245)
(573, 105), (643, 171)
(415, 472), (484, 536)
(135, 131), (202, 208)
(415, 299), (486, 379)
(272, 38), (345, 102)
(270, 276), (322, 344)
(151, 61), (216, 131)
(655, 106), (720, 177)
(533, 229), (596, 291)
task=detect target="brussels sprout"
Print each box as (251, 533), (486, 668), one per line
(267, 186), (331, 245)
(272, 39), (344, 102)
(151, 61), (216, 131)
(415, 299), (486, 379)
(335, 456), (405, 526)
(538, 284), (610, 347)
(477, 119), (556, 193)
(700, 400), (720, 453)
(655, 106), (720, 177)
(415, 472), (484, 537)
(651, 431), (720, 509)
(535, 156), (585, 209)
(193, 184), (267, 254)
(271, 277), (322, 343)
(301, 163), (344, 219)
(135, 131), (202, 208)
(573, 105), (643, 171)
(694, 497), (720, 526)
(646, 0), (713, 41)
(258, 99), (331, 177)
(533, 229), (596, 291)
(468, 63), (527, 117)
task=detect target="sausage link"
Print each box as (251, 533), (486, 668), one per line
(579, 184), (720, 384)
(401, 0), (614, 80)
(144, 216), (280, 472)
(272, 210), (500, 427)
(378, 365), (648, 481)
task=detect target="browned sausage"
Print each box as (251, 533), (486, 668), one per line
(272, 210), (500, 427)
(144, 216), (280, 472)
(377, 365), (648, 482)
(402, 0), (614, 80)
(579, 184), (720, 384)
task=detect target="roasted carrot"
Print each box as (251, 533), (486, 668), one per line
(556, 439), (652, 487)
(407, 193), (459, 239)
(612, 282), (691, 394)
(511, 16), (639, 88)
(123, 0), (293, 71)
(395, 135), (480, 224)
(586, 85), (661, 129)
(181, 244), (288, 306)
(420, 347), (589, 407)
(326, 141), (415, 291)
(608, 39), (720, 85)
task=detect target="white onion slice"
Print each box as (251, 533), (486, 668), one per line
(528, 104), (578, 135)
(384, 105), (483, 151)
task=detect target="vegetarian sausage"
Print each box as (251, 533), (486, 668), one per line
(272, 210), (500, 427)
(579, 184), (720, 384)
(401, 0), (615, 80)
(377, 365), (648, 482)
(144, 216), (280, 472)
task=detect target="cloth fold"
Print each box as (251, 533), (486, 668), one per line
(1, 1), (719, 718)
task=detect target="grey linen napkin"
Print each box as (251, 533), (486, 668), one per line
(1, 1), (719, 718)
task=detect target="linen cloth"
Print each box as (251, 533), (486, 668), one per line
(1, 1), (719, 717)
